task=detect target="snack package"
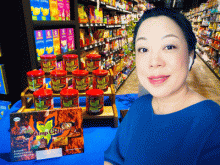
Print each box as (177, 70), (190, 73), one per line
(60, 28), (68, 53)
(88, 27), (94, 45)
(57, 0), (65, 20)
(44, 30), (54, 54)
(64, 0), (70, 20)
(49, 0), (59, 20)
(40, 0), (50, 20)
(79, 29), (86, 47)
(34, 30), (45, 60)
(88, 5), (95, 23)
(52, 29), (61, 55)
(95, 7), (103, 23)
(78, 4), (89, 23)
(30, 0), (42, 20)
(66, 28), (75, 51)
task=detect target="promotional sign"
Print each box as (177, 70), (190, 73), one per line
(10, 107), (84, 161)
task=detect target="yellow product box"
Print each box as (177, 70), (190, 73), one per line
(52, 29), (61, 55)
(49, 0), (59, 20)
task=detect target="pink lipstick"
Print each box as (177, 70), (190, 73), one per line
(148, 75), (170, 85)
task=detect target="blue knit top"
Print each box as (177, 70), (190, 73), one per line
(104, 94), (220, 165)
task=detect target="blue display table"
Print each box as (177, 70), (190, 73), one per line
(0, 94), (138, 165)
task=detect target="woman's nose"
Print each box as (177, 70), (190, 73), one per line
(149, 54), (165, 68)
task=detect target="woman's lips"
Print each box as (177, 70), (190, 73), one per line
(148, 75), (170, 85)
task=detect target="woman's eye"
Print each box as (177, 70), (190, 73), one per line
(165, 45), (176, 50)
(138, 48), (148, 53)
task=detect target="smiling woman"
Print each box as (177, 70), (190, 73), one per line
(104, 7), (220, 165)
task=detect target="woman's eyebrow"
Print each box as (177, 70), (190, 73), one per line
(136, 37), (147, 42)
(162, 34), (179, 40)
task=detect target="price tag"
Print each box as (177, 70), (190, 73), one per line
(90, 45), (93, 48)
(99, 43), (102, 45)
(95, 44), (97, 47)
(86, 24), (89, 26)
(80, 24), (83, 27)
(84, 47), (88, 50)
(95, 24), (97, 26)
(91, 24), (93, 26)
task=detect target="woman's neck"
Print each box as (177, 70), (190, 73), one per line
(153, 83), (191, 114)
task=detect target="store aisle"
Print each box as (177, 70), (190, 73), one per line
(116, 55), (220, 105)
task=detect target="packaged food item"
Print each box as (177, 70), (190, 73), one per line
(64, 0), (70, 20)
(49, 0), (59, 20)
(40, 54), (57, 73)
(44, 30), (54, 54)
(85, 54), (101, 73)
(27, 70), (45, 91)
(57, 0), (65, 20)
(88, 5), (95, 23)
(86, 89), (104, 115)
(60, 88), (79, 108)
(78, 4), (89, 23)
(63, 54), (78, 73)
(92, 69), (109, 91)
(80, 29), (86, 47)
(52, 29), (61, 55)
(66, 28), (75, 51)
(50, 70), (67, 92)
(34, 30), (45, 61)
(33, 88), (53, 110)
(30, 0), (42, 20)
(72, 70), (89, 92)
(60, 28), (68, 53)
(40, 0), (50, 20)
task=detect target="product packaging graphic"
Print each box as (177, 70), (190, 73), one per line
(10, 107), (84, 161)
(44, 30), (54, 54)
(34, 30), (45, 61)
(0, 100), (11, 120)
(66, 28), (75, 51)
(40, 0), (51, 20)
(30, 0), (42, 20)
(57, 0), (65, 20)
(49, 0), (59, 20)
(52, 29), (61, 55)
(60, 28), (68, 53)
(64, 0), (70, 20)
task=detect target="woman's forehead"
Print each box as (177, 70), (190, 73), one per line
(136, 16), (185, 40)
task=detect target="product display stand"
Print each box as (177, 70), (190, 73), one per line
(18, 69), (118, 127)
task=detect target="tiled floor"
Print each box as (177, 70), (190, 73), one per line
(116, 55), (220, 105)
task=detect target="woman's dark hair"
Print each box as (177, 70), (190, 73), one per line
(133, 7), (197, 60)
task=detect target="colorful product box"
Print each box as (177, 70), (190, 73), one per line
(0, 65), (8, 95)
(52, 29), (61, 55)
(60, 29), (68, 53)
(0, 100), (11, 120)
(40, 0), (51, 20)
(57, 0), (65, 21)
(30, 0), (42, 20)
(66, 28), (75, 51)
(49, 0), (59, 20)
(64, 0), (70, 21)
(10, 108), (84, 161)
(34, 30), (45, 61)
(43, 30), (54, 54)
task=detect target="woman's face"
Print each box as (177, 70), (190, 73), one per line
(135, 16), (192, 98)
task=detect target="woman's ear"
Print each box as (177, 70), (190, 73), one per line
(188, 50), (195, 71)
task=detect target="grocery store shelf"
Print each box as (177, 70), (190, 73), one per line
(115, 66), (136, 92)
(33, 21), (76, 29)
(196, 53), (220, 81)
